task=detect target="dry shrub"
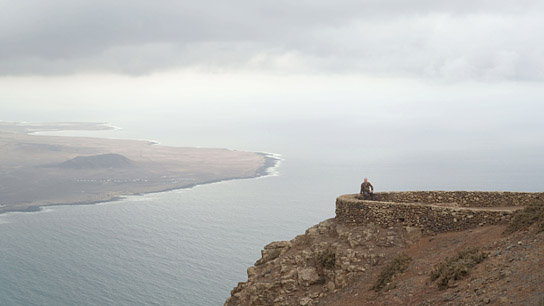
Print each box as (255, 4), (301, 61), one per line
(316, 249), (336, 270)
(504, 202), (544, 234)
(430, 247), (488, 290)
(373, 254), (412, 292)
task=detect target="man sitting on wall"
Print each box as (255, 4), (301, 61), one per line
(360, 178), (376, 200)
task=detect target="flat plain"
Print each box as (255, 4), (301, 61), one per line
(0, 122), (268, 213)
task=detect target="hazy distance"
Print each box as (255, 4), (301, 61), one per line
(1, 0), (543, 191)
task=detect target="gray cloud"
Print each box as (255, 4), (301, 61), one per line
(1, 0), (543, 80)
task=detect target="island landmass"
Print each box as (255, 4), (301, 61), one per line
(0, 121), (278, 214)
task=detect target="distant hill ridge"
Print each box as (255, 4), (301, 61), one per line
(58, 153), (133, 169)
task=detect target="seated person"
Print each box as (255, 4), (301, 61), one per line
(360, 178), (376, 200)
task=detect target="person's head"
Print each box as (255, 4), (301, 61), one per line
(364, 178), (368, 183)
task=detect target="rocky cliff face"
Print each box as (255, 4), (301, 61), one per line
(225, 194), (544, 306)
(225, 219), (422, 306)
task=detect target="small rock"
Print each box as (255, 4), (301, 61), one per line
(265, 241), (292, 250)
(297, 267), (320, 286)
(247, 267), (257, 279)
(281, 279), (297, 292)
(299, 297), (312, 306)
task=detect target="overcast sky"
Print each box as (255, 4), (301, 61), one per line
(1, 0), (543, 80)
(0, 1), (543, 190)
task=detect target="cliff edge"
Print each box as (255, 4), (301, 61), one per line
(225, 191), (544, 306)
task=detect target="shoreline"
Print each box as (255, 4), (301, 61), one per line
(0, 121), (283, 215)
(0, 153), (281, 216)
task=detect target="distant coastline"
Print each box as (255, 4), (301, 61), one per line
(255, 152), (283, 178)
(0, 121), (281, 214)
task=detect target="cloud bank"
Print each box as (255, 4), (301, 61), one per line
(1, 0), (543, 80)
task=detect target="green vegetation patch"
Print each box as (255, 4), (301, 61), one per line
(504, 202), (544, 234)
(373, 254), (412, 292)
(430, 247), (488, 290)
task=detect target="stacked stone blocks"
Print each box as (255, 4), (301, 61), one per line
(336, 191), (544, 233)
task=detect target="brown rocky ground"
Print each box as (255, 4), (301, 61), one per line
(226, 220), (544, 306)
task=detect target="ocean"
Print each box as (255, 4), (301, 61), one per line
(0, 127), (355, 305)
(1, 94), (542, 305)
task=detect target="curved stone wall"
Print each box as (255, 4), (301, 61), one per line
(371, 191), (544, 207)
(336, 191), (544, 233)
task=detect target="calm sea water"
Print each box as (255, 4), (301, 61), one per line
(0, 153), (354, 306)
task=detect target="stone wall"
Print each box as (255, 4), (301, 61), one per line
(373, 191), (544, 207)
(336, 191), (544, 233)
